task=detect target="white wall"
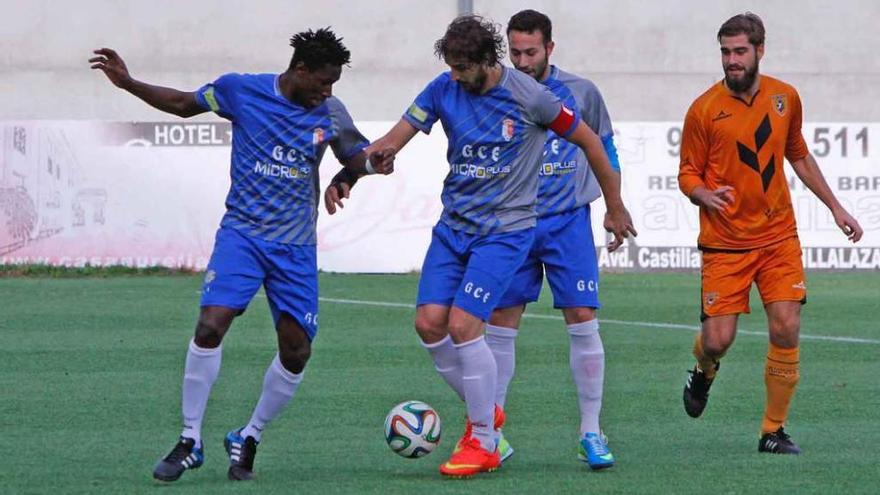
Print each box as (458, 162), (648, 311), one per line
(1, 0), (878, 122)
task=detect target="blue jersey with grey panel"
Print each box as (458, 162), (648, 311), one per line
(538, 66), (619, 216)
(403, 67), (578, 235)
(195, 73), (368, 245)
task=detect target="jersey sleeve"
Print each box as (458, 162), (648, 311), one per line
(580, 82), (620, 171)
(678, 104), (709, 197)
(402, 74), (444, 134)
(194, 73), (240, 121)
(327, 98), (369, 161)
(785, 89), (809, 162)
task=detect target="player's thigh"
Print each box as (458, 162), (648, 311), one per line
(417, 223), (466, 309)
(452, 228), (534, 322)
(200, 227), (265, 312)
(542, 207), (601, 310)
(755, 237), (806, 308)
(495, 249), (542, 312)
(700, 248), (758, 320)
(264, 243), (319, 341)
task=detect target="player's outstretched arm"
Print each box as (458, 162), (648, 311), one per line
(89, 48), (206, 118)
(565, 121), (637, 251)
(326, 143), (402, 214)
(323, 120), (418, 214)
(790, 154), (863, 242)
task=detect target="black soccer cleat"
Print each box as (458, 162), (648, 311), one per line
(224, 429), (259, 481)
(683, 363), (717, 418)
(153, 436), (204, 482)
(758, 427), (802, 455)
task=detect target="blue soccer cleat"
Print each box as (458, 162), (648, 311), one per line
(577, 432), (615, 470)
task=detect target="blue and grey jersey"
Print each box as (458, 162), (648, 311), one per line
(538, 66), (618, 216)
(403, 66), (578, 235)
(195, 73), (368, 245)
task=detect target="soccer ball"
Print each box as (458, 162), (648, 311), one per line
(384, 400), (441, 458)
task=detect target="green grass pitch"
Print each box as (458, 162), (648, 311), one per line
(1, 272), (877, 494)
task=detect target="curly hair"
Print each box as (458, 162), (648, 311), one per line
(288, 27), (351, 71)
(434, 15), (505, 66)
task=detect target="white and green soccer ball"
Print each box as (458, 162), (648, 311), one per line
(384, 400), (442, 458)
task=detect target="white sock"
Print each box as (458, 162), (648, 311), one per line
(485, 324), (517, 409)
(240, 354), (304, 442)
(180, 339), (222, 447)
(455, 336), (497, 451)
(568, 319), (605, 436)
(421, 335), (465, 401)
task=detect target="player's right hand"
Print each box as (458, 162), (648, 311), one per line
(694, 185), (735, 211)
(368, 148), (396, 175)
(603, 204), (638, 252)
(324, 181), (351, 215)
(89, 48), (132, 88)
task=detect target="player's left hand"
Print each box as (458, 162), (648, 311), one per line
(368, 148), (396, 175)
(603, 205), (638, 252)
(324, 181), (351, 215)
(832, 207), (863, 243)
(89, 48), (133, 89)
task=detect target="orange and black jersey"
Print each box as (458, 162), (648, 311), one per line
(678, 75), (810, 250)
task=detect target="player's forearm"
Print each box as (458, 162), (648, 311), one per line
(376, 119), (419, 154)
(123, 79), (203, 118)
(678, 168), (707, 202)
(581, 134), (624, 209)
(338, 152), (369, 181)
(792, 154), (844, 213)
(331, 166), (361, 189)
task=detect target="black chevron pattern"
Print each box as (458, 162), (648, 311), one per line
(736, 114), (775, 192)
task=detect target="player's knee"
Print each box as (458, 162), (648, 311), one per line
(769, 313), (800, 336)
(446, 319), (481, 343)
(278, 341), (311, 374)
(414, 314), (447, 343)
(194, 316), (228, 348)
(702, 333), (732, 358)
(563, 307), (597, 324)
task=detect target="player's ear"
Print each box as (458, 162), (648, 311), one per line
(293, 61), (310, 76)
(545, 40), (555, 58)
(755, 43), (764, 62)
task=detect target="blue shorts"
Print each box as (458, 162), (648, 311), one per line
(416, 221), (534, 321)
(497, 205), (601, 309)
(200, 227), (319, 340)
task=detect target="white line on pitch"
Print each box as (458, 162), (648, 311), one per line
(317, 297), (880, 345)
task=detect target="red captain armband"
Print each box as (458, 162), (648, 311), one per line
(548, 105), (578, 137)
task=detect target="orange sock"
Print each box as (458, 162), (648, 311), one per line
(762, 344), (800, 434)
(692, 333), (722, 379)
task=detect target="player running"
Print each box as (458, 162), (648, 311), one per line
(90, 28), (392, 482)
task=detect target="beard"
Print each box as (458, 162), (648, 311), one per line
(515, 54), (549, 81)
(459, 70), (487, 94)
(725, 61), (759, 93)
